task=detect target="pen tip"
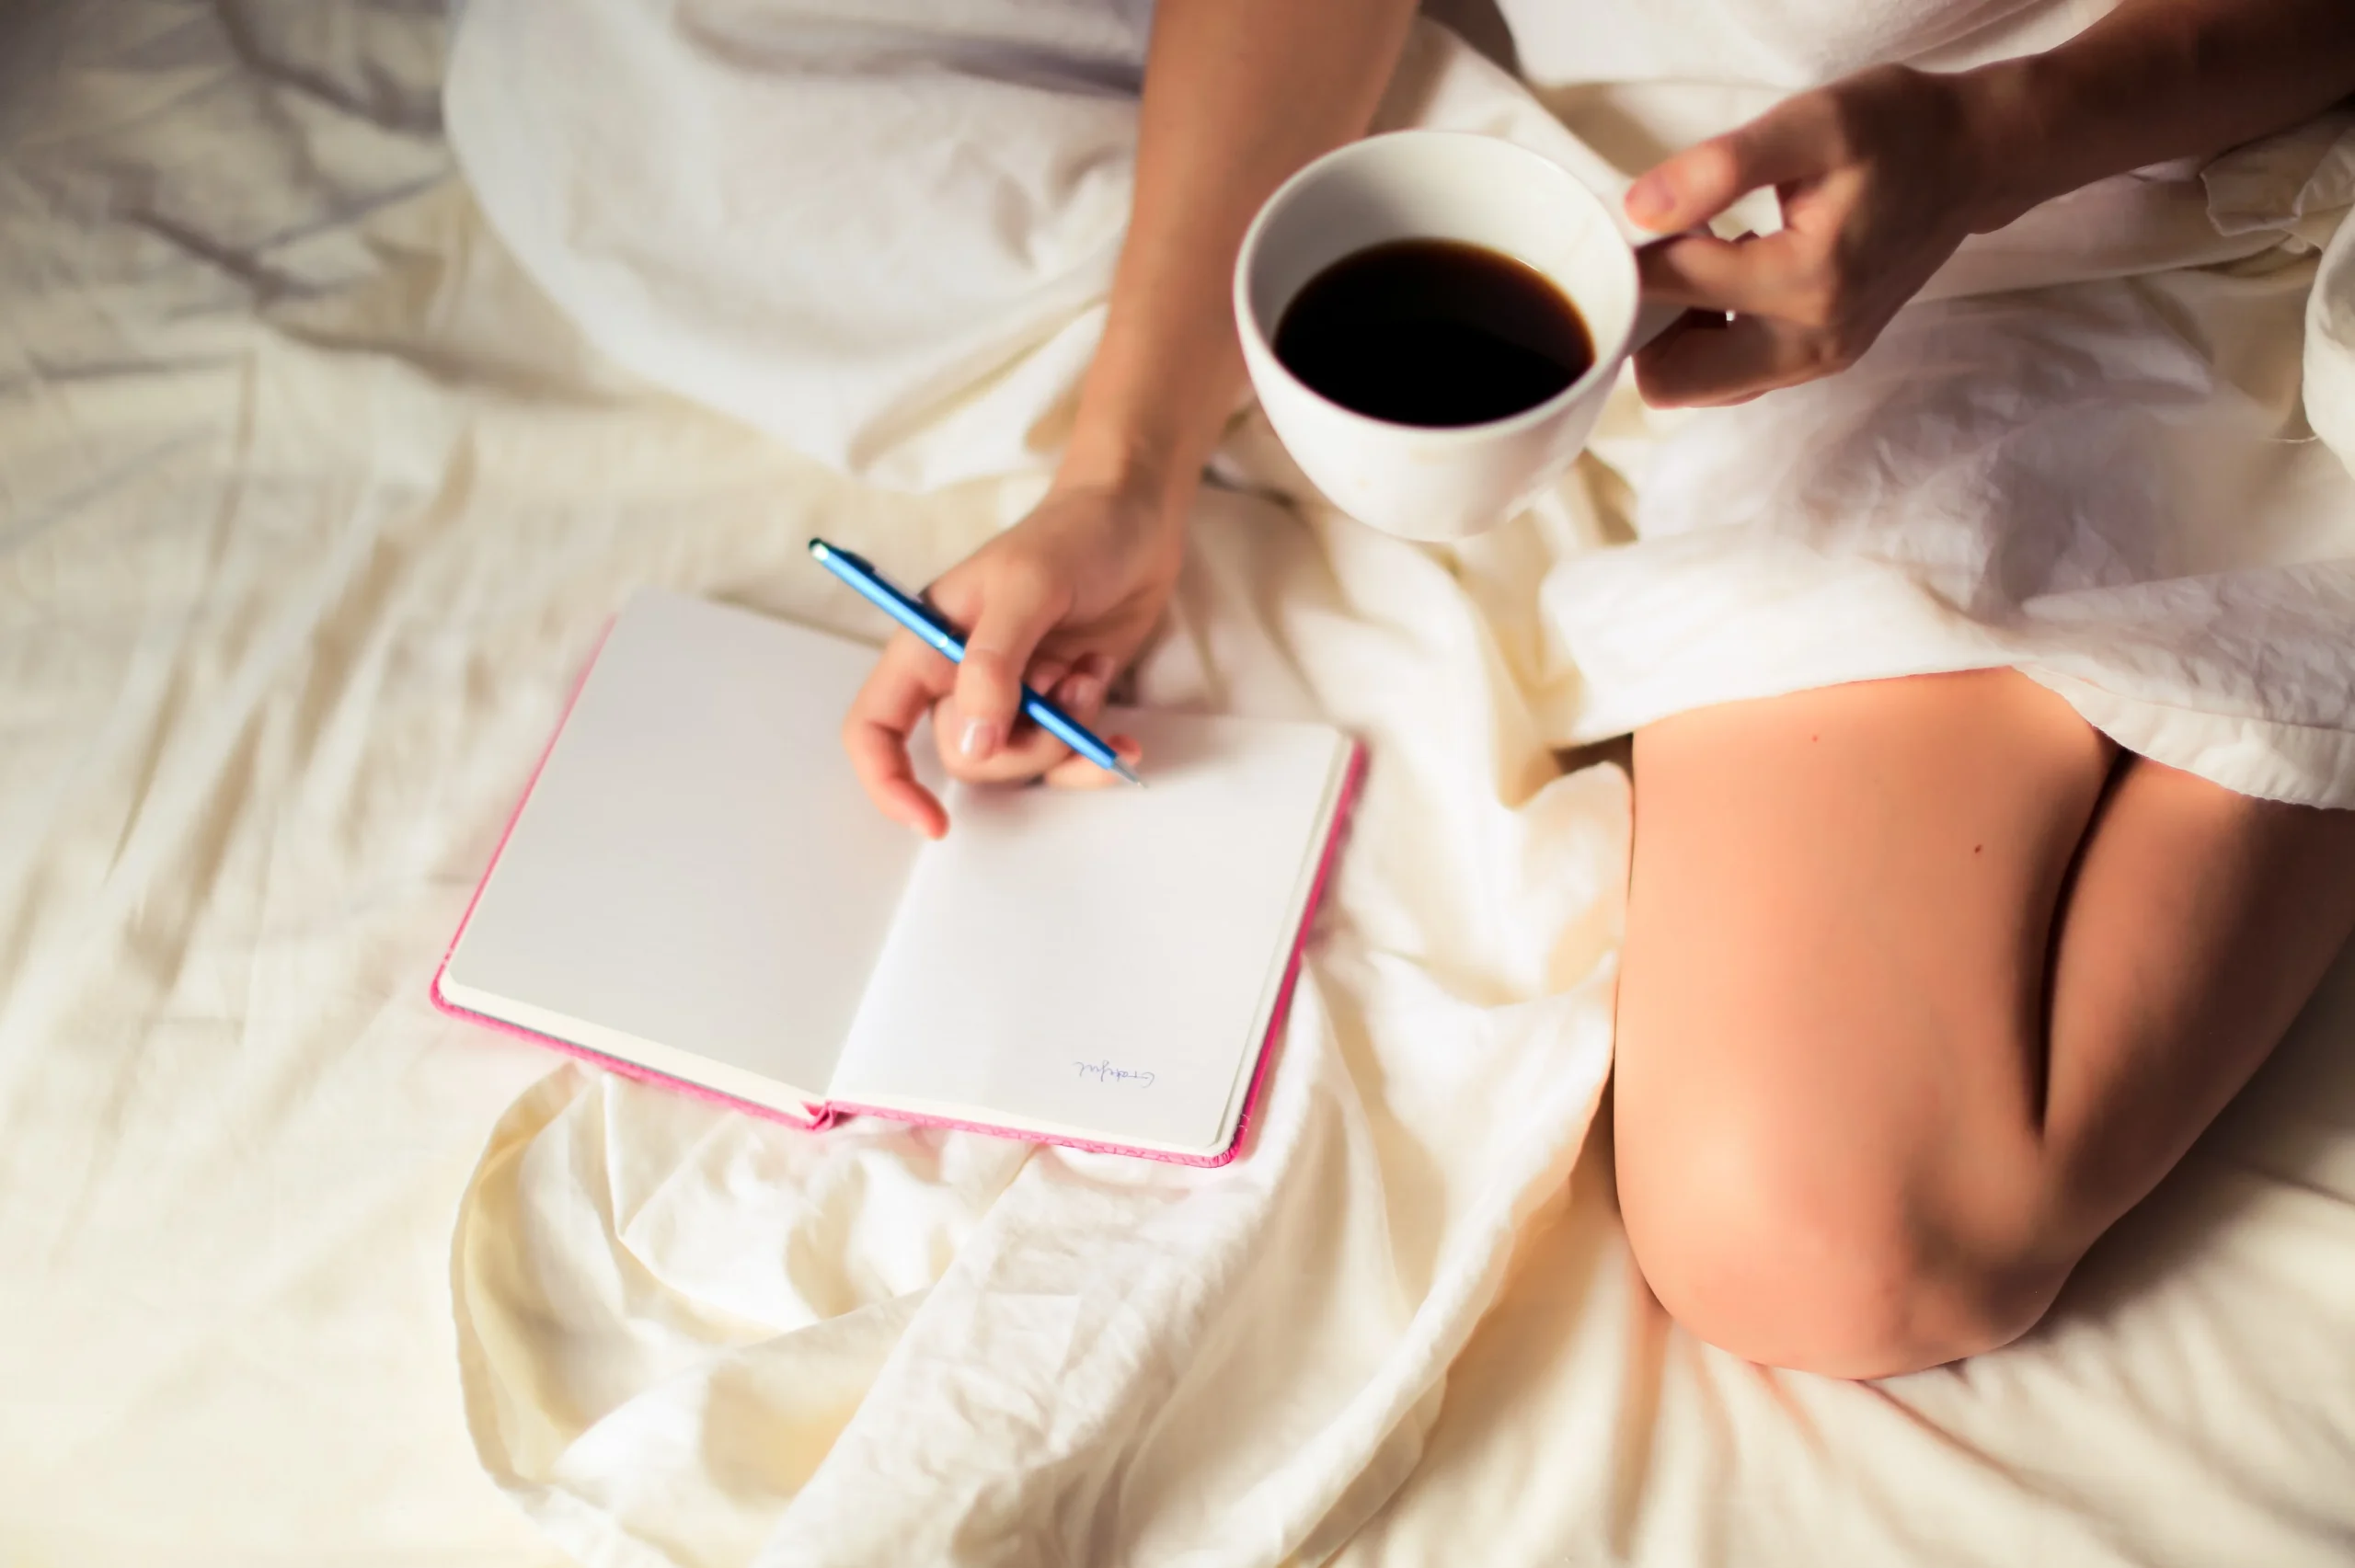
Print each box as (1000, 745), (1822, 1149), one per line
(1114, 759), (1144, 786)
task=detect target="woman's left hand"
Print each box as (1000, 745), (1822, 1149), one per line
(1624, 64), (2012, 407)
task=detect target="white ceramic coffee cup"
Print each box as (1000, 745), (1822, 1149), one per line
(1235, 131), (1674, 543)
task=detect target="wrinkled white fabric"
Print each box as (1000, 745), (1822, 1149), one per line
(429, 1), (2355, 1560)
(1554, 269), (2355, 802)
(2307, 153), (2355, 477)
(1501, 0), (2103, 87)
(448, 1), (2355, 807)
(10, 5), (2355, 1568)
(453, 473), (1633, 1568)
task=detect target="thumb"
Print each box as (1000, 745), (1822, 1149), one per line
(949, 561), (1065, 763)
(1624, 95), (1827, 234)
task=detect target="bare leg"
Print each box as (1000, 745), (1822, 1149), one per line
(1612, 670), (2355, 1379)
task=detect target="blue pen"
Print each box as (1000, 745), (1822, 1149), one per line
(809, 538), (1143, 786)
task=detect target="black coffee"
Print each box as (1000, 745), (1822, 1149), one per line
(1272, 239), (1593, 428)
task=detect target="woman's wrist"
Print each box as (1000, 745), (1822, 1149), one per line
(1947, 0), (2355, 239)
(1055, 358), (1239, 532)
(1947, 56), (2069, 236)
(1057, 420), (1200, 521)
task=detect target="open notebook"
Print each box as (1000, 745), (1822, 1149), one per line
(433, 589), (1361, 1164)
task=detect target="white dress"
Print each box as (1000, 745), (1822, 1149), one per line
(443, 0), (2355, 806)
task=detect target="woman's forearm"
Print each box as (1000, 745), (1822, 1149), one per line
(1963, 0), (2355, 232)
(1059, 0), (1419, 514)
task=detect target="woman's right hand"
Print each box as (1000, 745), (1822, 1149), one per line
(842, 476), (1187, 838)
(842, 0), (1421, 835)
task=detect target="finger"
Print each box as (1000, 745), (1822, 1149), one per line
(844, 634), (956, 838)
(935, 651), (1116, 784)
(1056, 651), (1116, 719)
(1637, 231), (1818, 319)
(1624, 95), (1834, 233)
(936, 704), (1077, 783)
(1044, 732), (1143, 791)
(1040, 657), (1130, 788)
(948, 560), (1068, 765)
(1633, 303), (1732, 363)
(1635, 314), (1833, 407)
(1000, 652), (1073, 748)
(1023, 655), (1074, 709)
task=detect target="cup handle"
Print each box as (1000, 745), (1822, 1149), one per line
(1629, 294), (1689, 354)
(1625, 227), (1731, 353)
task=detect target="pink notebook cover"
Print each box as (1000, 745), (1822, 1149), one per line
(431, 622), (1366, 1168)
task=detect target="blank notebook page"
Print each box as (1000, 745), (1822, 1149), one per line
(830, 709), (1349, 1153)
(440, 590), (919, 1104)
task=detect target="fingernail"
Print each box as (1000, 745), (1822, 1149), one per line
(960, 717), (999, 760)
(1626, 174), (1671, 224)
(1063, 675), (1103, 713)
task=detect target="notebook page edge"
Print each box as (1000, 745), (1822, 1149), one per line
(434, 965), (830, 1123)
(835, 733), (1363, 1162)
(1203, 734), (1363, 1154)
(832, 713), (1356, 1155)
(438, 588), (915, 1110)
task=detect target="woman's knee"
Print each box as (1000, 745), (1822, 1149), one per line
(1614, 1102), (2069, 1379)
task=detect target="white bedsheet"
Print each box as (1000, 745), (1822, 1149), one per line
(445, 0), (2355, 809)
(6, 4), (2355, 1566)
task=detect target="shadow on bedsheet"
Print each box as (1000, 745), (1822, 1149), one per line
(1337, 937), (2355, 1565)
(2053, 934), (2355, 1326)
